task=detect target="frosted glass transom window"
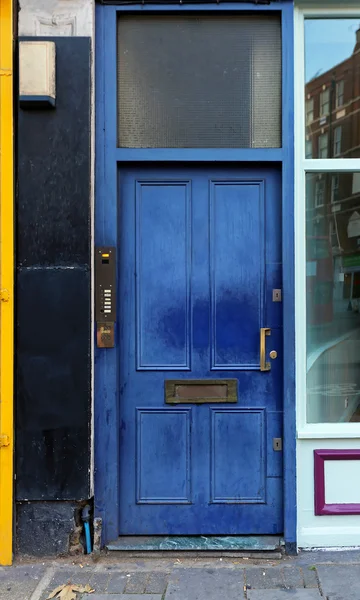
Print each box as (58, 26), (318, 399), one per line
(117, 14), (282, 149)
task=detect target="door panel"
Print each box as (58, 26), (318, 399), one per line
(118, 165), (283, 534)
(210, 180), (265, 368)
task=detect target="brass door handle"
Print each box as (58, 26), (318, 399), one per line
(260, 327), (271, 371)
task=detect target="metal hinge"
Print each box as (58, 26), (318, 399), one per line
(273, 438), (282, 451)
(0, 435), (10, 447)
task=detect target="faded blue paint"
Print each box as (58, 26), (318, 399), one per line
(95, 0), (296, 547)
(115, 149), (284, 162)
(281, 2), (297, 553)
(95, 4), (119, 543)
(118, 165), (282, 535)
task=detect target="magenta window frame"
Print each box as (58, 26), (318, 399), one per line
(314, 449), (360, 516)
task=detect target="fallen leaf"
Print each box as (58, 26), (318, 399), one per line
(46, 584), (95, 600)
(58, 587), (77, 600)
(47, 586), (65, 599)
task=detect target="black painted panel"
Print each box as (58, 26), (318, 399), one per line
(16, 37), (91, 502)
(16, 501), (76, 556)
(17, 37), (90, 267)
(16, 268), (90, 500)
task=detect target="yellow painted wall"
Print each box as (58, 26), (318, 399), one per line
(0, 0), (14, 565)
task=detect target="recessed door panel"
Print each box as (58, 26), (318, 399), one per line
(135, 180), (191, 370)
(210, 180), (265, 369)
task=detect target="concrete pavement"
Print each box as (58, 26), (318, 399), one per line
(0, 550), (359, 600)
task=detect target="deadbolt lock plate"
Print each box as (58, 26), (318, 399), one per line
(269, 350), (278, 360)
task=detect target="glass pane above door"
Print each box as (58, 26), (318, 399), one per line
(117, 14), (281, 148)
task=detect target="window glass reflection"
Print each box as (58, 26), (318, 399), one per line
(305, 19), (360, 159)
(306, 172), (360, 423)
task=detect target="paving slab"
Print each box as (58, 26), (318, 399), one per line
(165, 567), (244, 600)
(106, 573), (128, 594)
(145, 572), (169, 594)
(248, 590), (321, 600)
(89, 571), (112, 592)
(302, 567), (319, 589)
(124, 572), (149, 594)
(83, 596), (162, 600)
(317, 565), (360, 600)
(282, 566), (304, 589)
(0, 564), (46, 600)
(245, 567), (285, 589)
(40, 567), (93, 600)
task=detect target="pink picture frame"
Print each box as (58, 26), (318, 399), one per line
(314, 449), (360, 516)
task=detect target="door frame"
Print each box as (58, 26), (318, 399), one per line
(95, 0), (296, 553)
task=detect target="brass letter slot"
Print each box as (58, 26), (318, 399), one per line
(165, 379), (237, 404)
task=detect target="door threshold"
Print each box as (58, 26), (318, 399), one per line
(106, 535), (283, 554)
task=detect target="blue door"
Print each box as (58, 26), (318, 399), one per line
(118, 165), (283, 535)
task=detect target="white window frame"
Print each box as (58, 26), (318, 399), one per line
(295, 4), (360, 439)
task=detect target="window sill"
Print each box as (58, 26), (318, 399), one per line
(298, 425), (360, 439)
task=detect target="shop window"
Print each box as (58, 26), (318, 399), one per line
(304, 18), (360, 162)
(306, 172), (360, 424)
(318, 133), (328, 158)
(303, 14), (360, 426)
(333, 126), (342, 157)
(336, 80), (344, 108)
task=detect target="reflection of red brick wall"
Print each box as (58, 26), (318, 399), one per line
(306, 32), (360, 264)
(306, 45), (360, 159)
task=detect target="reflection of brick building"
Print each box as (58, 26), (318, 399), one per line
(306, 29), (360, 307)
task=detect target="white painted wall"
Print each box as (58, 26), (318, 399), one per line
(298, 439), (360, 548)
(325, 460), (360, 504)
(18, 0), (94, 37)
